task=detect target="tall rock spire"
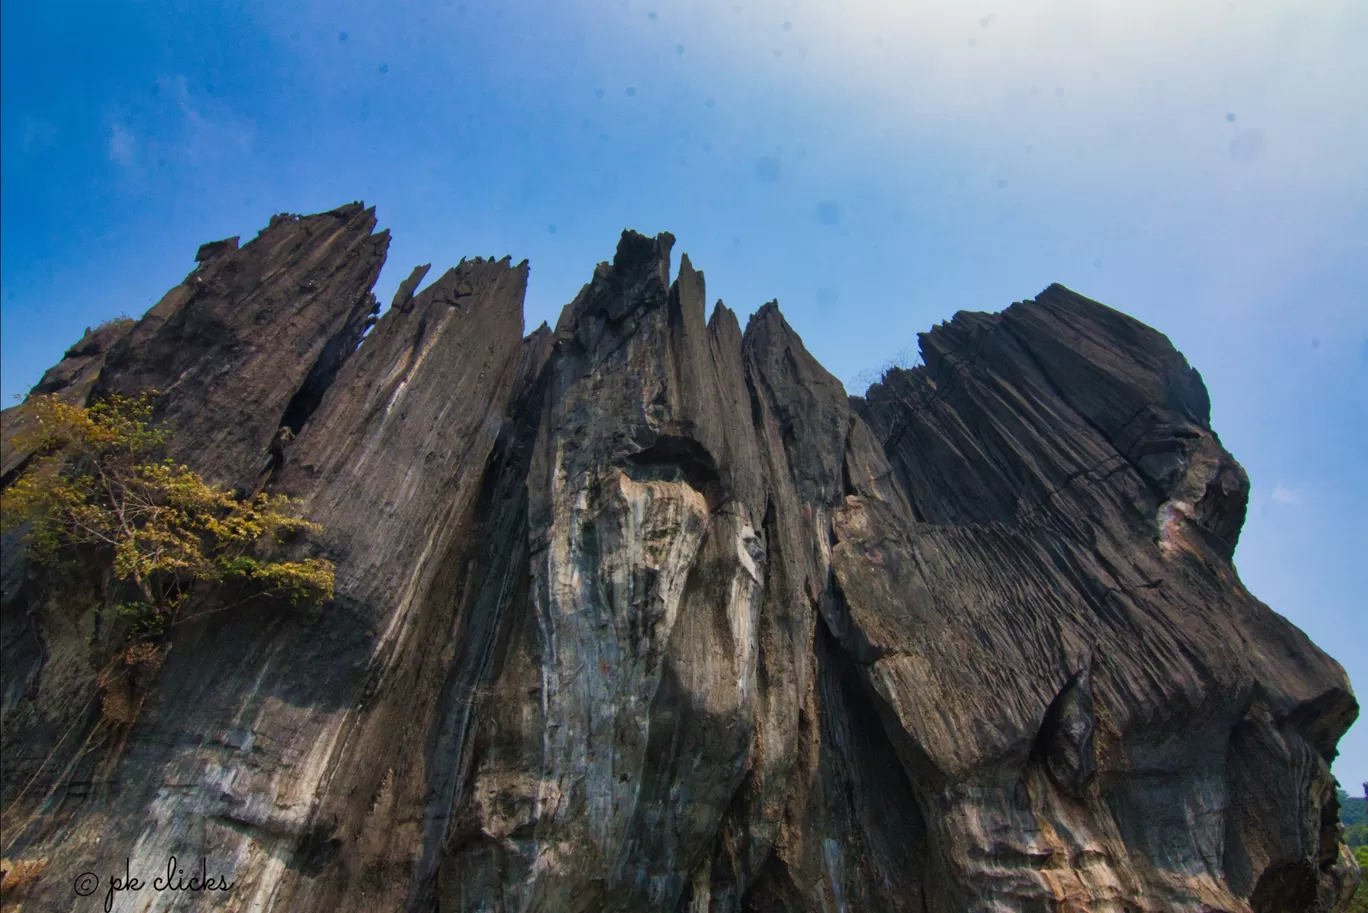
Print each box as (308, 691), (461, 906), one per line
(0, 206), (1357, 913)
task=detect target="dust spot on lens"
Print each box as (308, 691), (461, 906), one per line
(627, 87), (637, 96)
(1226, 112), (1236, 122)
(379, 63), (389, 74)
(1228, 130), (1265, 163)
(815, 201), (842, 225)
(1311, 338), (1321, 349)
(677, 44), (685, 54)
(755, 157), (781, 181)
(548, 224), (557, 234)
(339, 31), (348, 41)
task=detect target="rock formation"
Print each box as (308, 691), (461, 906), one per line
(0, 203), (1359, 912)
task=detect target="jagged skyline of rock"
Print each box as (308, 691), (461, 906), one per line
(0, 202), (1360, 912)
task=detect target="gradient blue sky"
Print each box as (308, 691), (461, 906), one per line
(2, 0), (1364, 789)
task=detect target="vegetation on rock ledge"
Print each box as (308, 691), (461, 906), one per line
(1, 392), (334, 727)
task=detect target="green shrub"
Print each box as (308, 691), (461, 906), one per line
(1348, 845), (1368, 913)
(92, 315), (135, 333)
(2, 392), (334, 727)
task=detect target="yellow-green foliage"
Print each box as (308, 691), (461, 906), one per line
(92, 314), (136, 333)
(2, 392), (334, 639)
(1347, 848), (1368, 913)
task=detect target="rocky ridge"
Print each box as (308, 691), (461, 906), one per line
(0, 202), (1359, 913)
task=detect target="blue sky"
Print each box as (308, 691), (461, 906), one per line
(2, 0), (1364, 789)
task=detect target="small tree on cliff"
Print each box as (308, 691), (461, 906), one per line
(1, 392), (334, 725)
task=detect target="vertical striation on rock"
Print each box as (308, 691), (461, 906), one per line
(95, 202), (389, 491)
(0, 205), (1358, 913)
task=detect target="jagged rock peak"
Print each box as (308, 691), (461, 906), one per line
(391, 263), (432, 311)
(0, 204), (1357, 913)
(194, 235), (239, 263)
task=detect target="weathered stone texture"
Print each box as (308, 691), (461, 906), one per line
(0, 206), (1358, 913)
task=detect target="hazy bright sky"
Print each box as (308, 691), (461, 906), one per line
(1, 0), (1364, 789)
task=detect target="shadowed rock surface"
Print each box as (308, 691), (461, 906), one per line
(0, 204), (1359, 913)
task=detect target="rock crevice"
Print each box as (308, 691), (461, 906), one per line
(0, 205), (1358, 913)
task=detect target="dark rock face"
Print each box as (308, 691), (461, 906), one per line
(0, 205), (1359, 913)
(96, 202), (389, 490)
(0, 318), (134, 484)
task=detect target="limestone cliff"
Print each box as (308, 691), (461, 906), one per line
(0, 203), (1359, 913)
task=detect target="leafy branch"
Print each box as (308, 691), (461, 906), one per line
(1, 391), (334, 727)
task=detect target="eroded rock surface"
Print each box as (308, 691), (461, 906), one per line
(0, 205), (1358, 913)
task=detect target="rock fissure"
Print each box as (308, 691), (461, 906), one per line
(0, 210), (1358, 913)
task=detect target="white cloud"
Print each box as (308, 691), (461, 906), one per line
(103, 77), (255, 177)
(554, 0), (1357, 250)
(593, 0), (1365, 334)
(107, 123), (136, 167)
(154, 75), (256, 161)
(1271, 485), (1303, 506)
